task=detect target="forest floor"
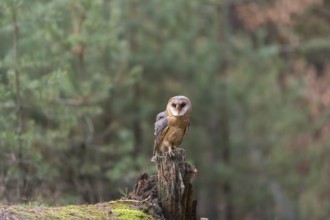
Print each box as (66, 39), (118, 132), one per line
(0, 199), (159, 220)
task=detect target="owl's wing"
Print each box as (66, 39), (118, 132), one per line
(153, 111), (168, 154)
(154, 111), (168, 142)
(184, 122), (190, 136)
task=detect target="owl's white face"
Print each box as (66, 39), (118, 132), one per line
(167, 96), (191, 117)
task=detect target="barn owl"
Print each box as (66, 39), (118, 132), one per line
(152, 96), (192, 161)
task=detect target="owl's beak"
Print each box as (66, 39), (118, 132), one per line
(174, 106), (185, 116)
(172, 110), (179, 116)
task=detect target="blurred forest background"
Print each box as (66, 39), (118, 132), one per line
(0, 0), (330, 219)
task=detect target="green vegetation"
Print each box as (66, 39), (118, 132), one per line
(0, 200), (152, 219)
(0, 0), (330, 219)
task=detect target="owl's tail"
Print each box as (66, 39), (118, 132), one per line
(151, 141), (158, 162)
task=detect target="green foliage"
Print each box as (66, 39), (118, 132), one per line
(0, 0), (329, 219)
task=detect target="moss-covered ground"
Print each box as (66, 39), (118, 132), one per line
(0, 200), (153, 220)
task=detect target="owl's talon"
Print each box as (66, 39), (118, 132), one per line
(168, 147), (176, 157)
(168, 149), (172, 157)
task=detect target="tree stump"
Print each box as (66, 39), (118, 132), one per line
(129, 148), (197, 220)
(155, 148), (197, 220)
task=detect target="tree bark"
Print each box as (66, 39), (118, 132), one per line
(128, 148), (198, 220)
(155, 148), (197, 220)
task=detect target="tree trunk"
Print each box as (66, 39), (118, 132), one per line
(128, 148), (198, 220)
(155, 148), (197, 220)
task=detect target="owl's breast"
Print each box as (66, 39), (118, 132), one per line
(163, 126), (186, 146)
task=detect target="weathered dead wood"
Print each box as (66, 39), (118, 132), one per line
(128, 148), (197, 220)
(129, 148), (197, 220)
(155, 148), (197, 220)
(129, 173), (164, 220)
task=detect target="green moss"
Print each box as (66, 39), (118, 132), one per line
(142, 207), (149, 213)
(10, 207), (36, 219)
(112, 208), (153, 220)
(0, 200), (154, 220)
(45, 204), (110, 220)
(109, 201), (130, 209)
(110, 200), (153, 220)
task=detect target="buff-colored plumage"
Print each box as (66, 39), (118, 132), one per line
(152, 96), (191, 158)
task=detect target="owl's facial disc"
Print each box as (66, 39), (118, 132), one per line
(170, 100), (189, 116)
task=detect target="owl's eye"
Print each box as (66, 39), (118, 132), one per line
(171, 103), (177, 108)
(180, 103), (186, 108)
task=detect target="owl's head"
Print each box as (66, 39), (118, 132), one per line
(166, 96), (191, 117)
